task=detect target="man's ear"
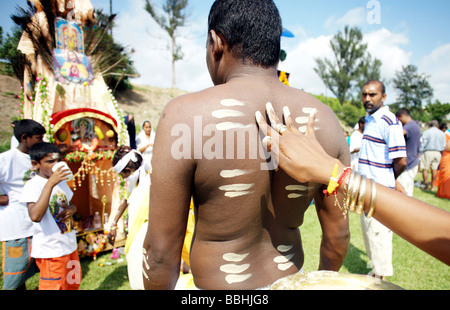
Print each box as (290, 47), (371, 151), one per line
(31, 160), (40, 171)
(209, 30), (225, 61)
(20, 133), (27, 143)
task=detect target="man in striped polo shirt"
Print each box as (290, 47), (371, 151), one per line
(358, 80), (407, 281)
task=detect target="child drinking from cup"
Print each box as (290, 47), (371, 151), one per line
(20, 142), (81, 290)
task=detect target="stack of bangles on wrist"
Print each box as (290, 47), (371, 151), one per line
(323, 164), (376, 219)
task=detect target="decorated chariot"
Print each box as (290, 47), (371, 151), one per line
(16, 0), (130, 259)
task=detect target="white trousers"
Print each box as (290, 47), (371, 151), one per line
(397, 165), (419, 197)
(360, 215), (393, 277)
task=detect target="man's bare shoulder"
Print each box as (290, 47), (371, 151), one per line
(281, 87), (349, 162)
(163, 87), (215, 112)
(286, 88), (336, 115)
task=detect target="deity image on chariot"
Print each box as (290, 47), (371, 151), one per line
(53, 48), (94, 85)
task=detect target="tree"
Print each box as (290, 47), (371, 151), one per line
(392, 64), (433, 120)
(145, 0), (189, 88)
(356, 53), (382, 98)
(423, 100), (450, 124)
(314, 26), (382, 106)
(0, 26), (26, 79)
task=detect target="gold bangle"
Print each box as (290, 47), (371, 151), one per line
(356, 176), (367, 215)
(367, 179), (377, 218)
(348, 172), (361, 213)
(344, 171), (356, 208)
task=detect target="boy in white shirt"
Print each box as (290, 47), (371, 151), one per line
(0, 119), (45, 290)
(20, 142), (81, 290)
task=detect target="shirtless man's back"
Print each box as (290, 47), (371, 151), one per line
(143, 0), (350, 290)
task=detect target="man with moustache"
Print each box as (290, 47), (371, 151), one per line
(358, 80), (407, 281)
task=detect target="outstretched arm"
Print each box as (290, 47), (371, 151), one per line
(263, 104), (350, 271)
(256, 107), (450, 266)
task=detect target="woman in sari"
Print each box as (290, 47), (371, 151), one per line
(437, 123), (450, 199)
(109, 147), (150, 290)
(136, 121), (155, 172)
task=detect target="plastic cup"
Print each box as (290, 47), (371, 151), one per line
(52, 161), (74, 181)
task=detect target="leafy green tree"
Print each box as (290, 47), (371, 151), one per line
(315, 26), (382, 106)
(342, 102), (365, 128)
(145, 0), (189, 88)
(423, 100), (450, 124)
(312, 94), (342, 115)
(392, 64), (433, 121)
(356, 53), (382, 101)
(0, 26), (26, 79)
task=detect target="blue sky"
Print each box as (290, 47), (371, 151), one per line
(1, 0), (450, 104)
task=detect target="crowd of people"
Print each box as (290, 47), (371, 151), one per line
(349, 106), (449, 200)
(0, 118), (157, 290)
(1, 0), (449, 291)
(345, 81), (449, 281)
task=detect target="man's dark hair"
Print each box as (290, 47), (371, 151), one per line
(208, 0), (282, 68)
(396, 108), (411, 118)
(30, 142), (61, 163)
(364, 80), (386, 95)
(14, 119), (46, 142)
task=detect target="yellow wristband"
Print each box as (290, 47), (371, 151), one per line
(326, 164), (340, 195)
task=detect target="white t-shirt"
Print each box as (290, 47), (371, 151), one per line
(0, 148), (37, 241)
(20, 175), (77, 258)
(349, 130), (363, 171)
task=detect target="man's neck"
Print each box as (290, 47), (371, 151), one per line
(369, 104), (385, 116)
(17, 144), (29, 154)
(225, 66), (278, 84)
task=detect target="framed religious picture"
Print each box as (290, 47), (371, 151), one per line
(53, 48), (95, 85)
(55, 17), (85, 53)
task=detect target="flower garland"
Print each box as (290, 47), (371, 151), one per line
(65, 150), (116, 163)
(106, 87), (128, 146)
(17, 85), (36, 121)
(36, 75), (55, 143)
(17, 88), (25, 120)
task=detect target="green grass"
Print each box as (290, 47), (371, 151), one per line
(0, 249), (131, 291)
(1, 187), (449, 290)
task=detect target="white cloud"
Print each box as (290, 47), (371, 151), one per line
(111, 0), (212, 92)
(279, 27), (413, 104)
(419, 43), (450, 103)
(325, 7), (366, 29)
(337, 7), (366, 28)
(109, 2), (450, 106)
(279, 35), (333, 96)
(363, 28), (412, 104)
